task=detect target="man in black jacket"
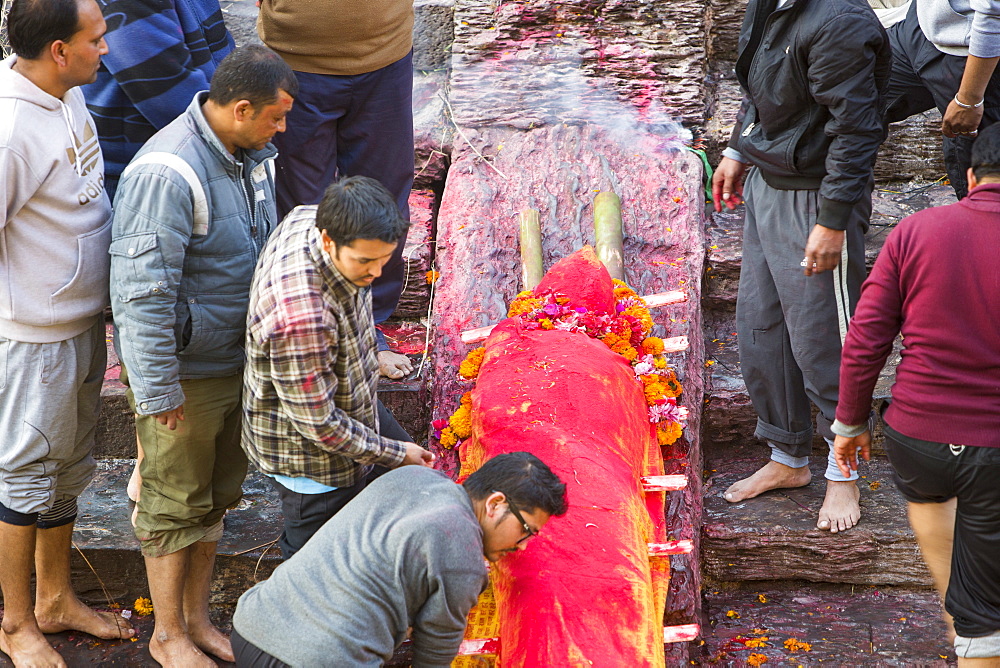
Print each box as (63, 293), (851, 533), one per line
(712, 0), (890, 533)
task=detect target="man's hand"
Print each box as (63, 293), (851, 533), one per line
(802, 224), (845, 276)
(378, 350), (413, 379)
(401, 443), (435, 468)
(712, 157), (747, 212)
(942, 98), (984, 138)
(833, 431), (871, 479)
(154, 406), (185, 430)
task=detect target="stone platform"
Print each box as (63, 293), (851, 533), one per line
(701, 583), (955, 666)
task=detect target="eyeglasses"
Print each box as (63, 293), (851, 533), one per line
(496, 492), (539, 544)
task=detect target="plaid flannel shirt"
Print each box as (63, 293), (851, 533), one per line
(242, 206), (407, 487)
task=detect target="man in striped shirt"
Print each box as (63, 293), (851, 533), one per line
(243, 176), (435, 559)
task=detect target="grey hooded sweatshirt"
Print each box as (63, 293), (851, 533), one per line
(918, 0), (1000, 58)
(0, 56), (112, 344)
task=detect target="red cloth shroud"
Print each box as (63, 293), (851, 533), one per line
(458, 248), (669, 668)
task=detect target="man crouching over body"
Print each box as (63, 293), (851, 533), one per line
(231, 452), (568, 667)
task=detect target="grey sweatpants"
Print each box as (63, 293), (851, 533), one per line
(736, 168), (869, 459)
(0, 318), (105, 515)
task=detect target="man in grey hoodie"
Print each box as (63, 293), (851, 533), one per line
(886, 0), (1000, 198)
(0, 0), (137, 665)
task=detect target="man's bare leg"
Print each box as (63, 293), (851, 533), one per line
(0, 521), (65, 668)
(183, 541), (233, 662)
(145, 547), (215, 668)
(724, 460), (811, 502)
(907, 499), (957, 643)
(817, 480), (861, 533)
(127, 435), (144, 503)
(33, 520), (134, 640)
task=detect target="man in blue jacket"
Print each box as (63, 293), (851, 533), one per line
(712, 0), (890, 534)
(110, 45), (296, 668)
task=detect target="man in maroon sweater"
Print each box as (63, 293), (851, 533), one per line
(834, 124), (1000, 662)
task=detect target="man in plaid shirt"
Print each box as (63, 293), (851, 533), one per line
(243, 176), (435, 558)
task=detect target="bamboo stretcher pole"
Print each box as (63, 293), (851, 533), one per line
(519, 208), (544, 290)
(594, 191), (625, 281)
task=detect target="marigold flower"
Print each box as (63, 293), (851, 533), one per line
(425, 270), (440, 284)
(745, 637), (769, 648)
(653, 356), (668, 369)
(747, 653), (767, 667)
(642, 336), (665, 355)
(657, 421), (683, 445)
(538, 318), (555, 330)
(783, 638), (812, 652)
(450, 403), (473, 438)
(439, 427), (459, 449)
(134, 597), (154, 617)
(458, 347), (486, 380)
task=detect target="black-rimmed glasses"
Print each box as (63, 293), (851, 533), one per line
(496, 492), (538, 544)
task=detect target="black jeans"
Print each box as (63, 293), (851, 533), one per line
(885, 424), (1000, 638)
(271, 399), (411, 559)
(232, 628), (290, 668)
(884, 0), (1000, 199)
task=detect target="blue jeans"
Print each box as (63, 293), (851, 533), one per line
(271, 52), (414, 325)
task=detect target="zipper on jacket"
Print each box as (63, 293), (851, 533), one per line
(236, 162), (259, 249)
(742, 122), (756, 137)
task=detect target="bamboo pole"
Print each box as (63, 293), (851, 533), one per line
(519, 208), (543, 290)
(593, 191), (624, 280)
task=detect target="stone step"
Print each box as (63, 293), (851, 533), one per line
(701, 581), (954, 665)
(702, 456), (931, 588)
(70, 459), (283, 611)
(95, 321), (433, 459)
(1, 461), (416, 667)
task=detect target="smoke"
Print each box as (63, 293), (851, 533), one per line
(449, 31), (691, 153)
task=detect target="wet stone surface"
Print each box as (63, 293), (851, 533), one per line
(700, 583), (955, 666)
(702, 457), (932, 588)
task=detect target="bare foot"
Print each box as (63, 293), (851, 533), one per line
(35, 597), (135, 640)
(377, 350), (413, 379)
(817, 480), (861, 533)
(188, 622), (234, 662)
(0, 625), (66, 668)
(724, 460), (811, 503)
(150, 630), (216, 668)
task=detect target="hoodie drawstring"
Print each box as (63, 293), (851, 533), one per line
(61, 102), (82, 176)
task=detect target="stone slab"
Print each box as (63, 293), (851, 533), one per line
(875, 112), (949, 184)
(414, 0), (456, 72)
(69, 460), (283, 609)
(396, 190), (436, 320)
(702, 456), (933, 587)
(429, 122), (706, 657)
(449, 0), (707, 129)
(700, 583), (954, 666)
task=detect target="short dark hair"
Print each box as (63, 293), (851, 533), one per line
(8, 0), (80, 60)
(971, 123), (1000, 180)
(315, 176), (410, 246)
(464, 452), (568, 517)
(208, 45), (298, 109)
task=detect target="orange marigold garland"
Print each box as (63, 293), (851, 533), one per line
(458, 347), (485, 380)
(434, 280), (688, 449)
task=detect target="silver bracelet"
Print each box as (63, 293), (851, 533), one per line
(954, 94), (985, 109)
